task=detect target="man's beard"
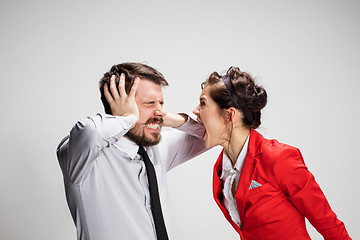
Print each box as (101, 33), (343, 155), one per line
(125, 117), (163, 147)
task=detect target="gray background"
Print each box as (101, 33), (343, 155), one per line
(1, 0), (359, 239)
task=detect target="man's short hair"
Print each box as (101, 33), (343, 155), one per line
(99, 62), (168, 114)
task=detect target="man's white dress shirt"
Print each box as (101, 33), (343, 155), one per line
(220, 135), (249, 228)
(57, 113), (206, 240)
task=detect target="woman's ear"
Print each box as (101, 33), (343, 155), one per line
(225, 107), (237, 122)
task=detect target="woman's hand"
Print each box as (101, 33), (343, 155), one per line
(104, 74), (140, 123)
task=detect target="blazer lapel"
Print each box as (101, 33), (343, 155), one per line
(234, 129), (263, 225)
(212, 149), (223, 206)
(212, 130), (263, 233)
(213, 149), (242, 234)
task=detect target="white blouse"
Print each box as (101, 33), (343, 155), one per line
(220, 135), (249, 227)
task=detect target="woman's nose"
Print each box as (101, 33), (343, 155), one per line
(192, 105), (200, 117)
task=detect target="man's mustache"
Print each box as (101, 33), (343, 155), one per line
(139, 117), (164, 126)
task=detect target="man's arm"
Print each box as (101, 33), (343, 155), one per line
(162, 112), (188, 128)
(57, 74), (140, 184)
(160, 114), (207, 171)
(57, 114), (135, 184)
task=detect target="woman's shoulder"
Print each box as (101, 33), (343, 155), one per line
(253, 131), (302, 163)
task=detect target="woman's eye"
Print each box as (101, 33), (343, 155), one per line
(200, 101), (205, 106)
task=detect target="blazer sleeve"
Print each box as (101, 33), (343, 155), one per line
(273, 147), (351, 240)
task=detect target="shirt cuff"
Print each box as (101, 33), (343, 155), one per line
(96, 113), (136, 139)
(174, 113), (205, 139)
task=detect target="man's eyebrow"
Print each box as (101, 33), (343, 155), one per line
(143, 100), (164, 104)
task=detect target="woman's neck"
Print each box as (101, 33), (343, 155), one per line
(222, 127), (251, 166)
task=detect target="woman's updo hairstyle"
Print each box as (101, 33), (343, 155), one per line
(203, 66), (267, 129)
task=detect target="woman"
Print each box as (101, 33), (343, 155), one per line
(192, 67), (351, 240)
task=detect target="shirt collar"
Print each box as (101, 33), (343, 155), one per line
(114, 137), (156, 162)
(114, 137), (139, 160)
(222, 134), (250, 172)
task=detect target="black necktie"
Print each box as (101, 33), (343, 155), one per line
(138, 146), (169, 240)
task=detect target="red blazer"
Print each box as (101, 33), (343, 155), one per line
(213, 129), (351, 240)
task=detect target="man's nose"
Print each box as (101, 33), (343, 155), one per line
(154, 104), (166, 116)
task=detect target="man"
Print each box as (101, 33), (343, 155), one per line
(57, 62), (206, 240)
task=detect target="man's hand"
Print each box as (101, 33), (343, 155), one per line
(104, 74), (140, 123)
(163, 112), (188, 128)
